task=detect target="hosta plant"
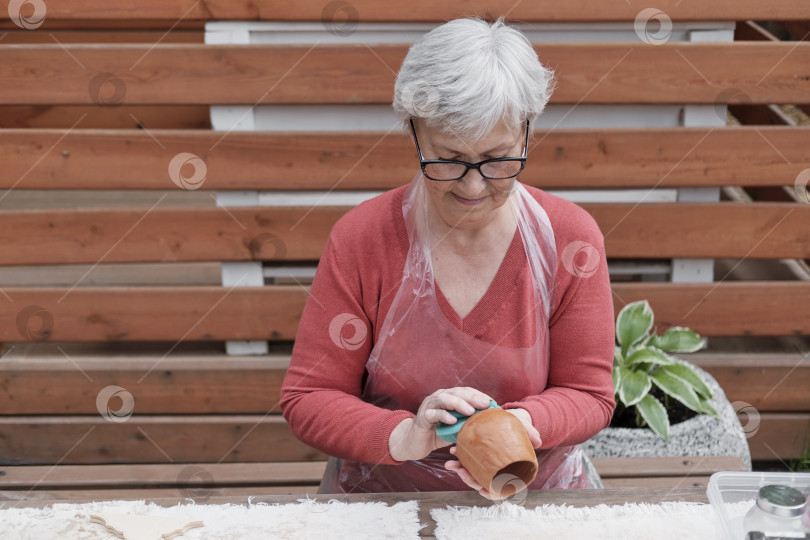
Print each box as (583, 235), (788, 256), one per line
(613, 300), (719, 440)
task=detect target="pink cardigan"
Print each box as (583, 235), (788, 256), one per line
(280, 184), (615, 466)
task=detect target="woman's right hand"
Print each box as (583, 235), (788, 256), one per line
(388, 387), (492, 462)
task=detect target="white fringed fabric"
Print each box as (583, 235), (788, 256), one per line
(432, 500), (751, 540)
(0, 497), (424, 540)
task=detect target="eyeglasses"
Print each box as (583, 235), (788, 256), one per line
(409, 118), (530, 181)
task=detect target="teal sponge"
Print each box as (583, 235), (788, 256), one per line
(436, 399), (500, 443)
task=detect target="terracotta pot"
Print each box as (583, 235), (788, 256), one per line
(455, 408), (538, 498)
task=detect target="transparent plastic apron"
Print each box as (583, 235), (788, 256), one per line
(321, 172), (587, 493)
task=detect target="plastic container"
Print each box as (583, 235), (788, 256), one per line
(803, 495), (810, 530)
(707, 471), (810, 540)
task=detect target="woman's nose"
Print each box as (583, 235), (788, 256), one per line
(456, 167), (487, 195)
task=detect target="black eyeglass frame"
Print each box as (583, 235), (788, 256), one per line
(409, 118), (530, 181)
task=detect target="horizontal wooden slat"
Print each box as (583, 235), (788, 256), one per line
(598, 203), (810, 259)
(0, 1), (806, 22)
(0, 415), (327, 465)
(5, 412), (802, 465)
(610, 282), (810, 337)
(0, 286), (309, 342)
(3, 412), (802, 465)
(692, 353), (810, 411)
(0, 486), (314, 501)
(0, 206), (341, 265)
(1, 282), (809, 343)
(0, 355), (288, 414)
(591, 456), (746, 478)
(0, 30), (203, 44)
(3, 127), (809, 190)
(0, 462), (325, 488)
(0, 105), (211, 129)
(1, 43), (809, 105)
(0, 457), (736, 492)
(0, 19), (205, 31)
(0, 203), (809, 266)
(3, 353), (808, 415)
(746, 413), (810, 461)
(601, 476), (713, 489)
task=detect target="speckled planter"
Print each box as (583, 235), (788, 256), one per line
(582, 360), (752, 470)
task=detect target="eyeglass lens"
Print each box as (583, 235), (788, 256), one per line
(424, 160), (523, 180)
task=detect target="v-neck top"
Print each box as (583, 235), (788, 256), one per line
(281, 181), (616, 470)
(390, 186), (532, 346)
(433, 225), (524, 330)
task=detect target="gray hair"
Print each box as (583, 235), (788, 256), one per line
(392, 17), (556, 143)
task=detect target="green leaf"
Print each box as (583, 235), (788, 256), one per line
(655, 327), (706, 353)
(612, 364), (622, 395)
(650, 369), (703, 414)
(698, 398), (720, 418)
(614, 345), (625, 366)
(614, 366), (626, 405)
(633, 362), (655, 373)
(624, 347), (659, 368)
(661, 363), (713, 400)
(636, 394), (669, 440)
(625, 346), (674, 368)
(617, 366), (652, 407)
(616, 300), (654, 356)
(649, 346), (677, 363)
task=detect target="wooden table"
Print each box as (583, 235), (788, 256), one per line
(2, 487), (709, 538)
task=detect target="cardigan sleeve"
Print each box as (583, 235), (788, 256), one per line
(279, 230), (414, 465)
(501, 214), (616, 448)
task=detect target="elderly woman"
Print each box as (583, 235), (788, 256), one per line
(280, 17), (615, 496)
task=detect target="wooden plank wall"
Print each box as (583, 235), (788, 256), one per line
(0, 5), (809, 476)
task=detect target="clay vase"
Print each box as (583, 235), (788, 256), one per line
(455, 408), (538, 498)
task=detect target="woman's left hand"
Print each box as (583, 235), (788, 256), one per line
(444, 407), (542, 499)
(505, 407), (542, 448)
